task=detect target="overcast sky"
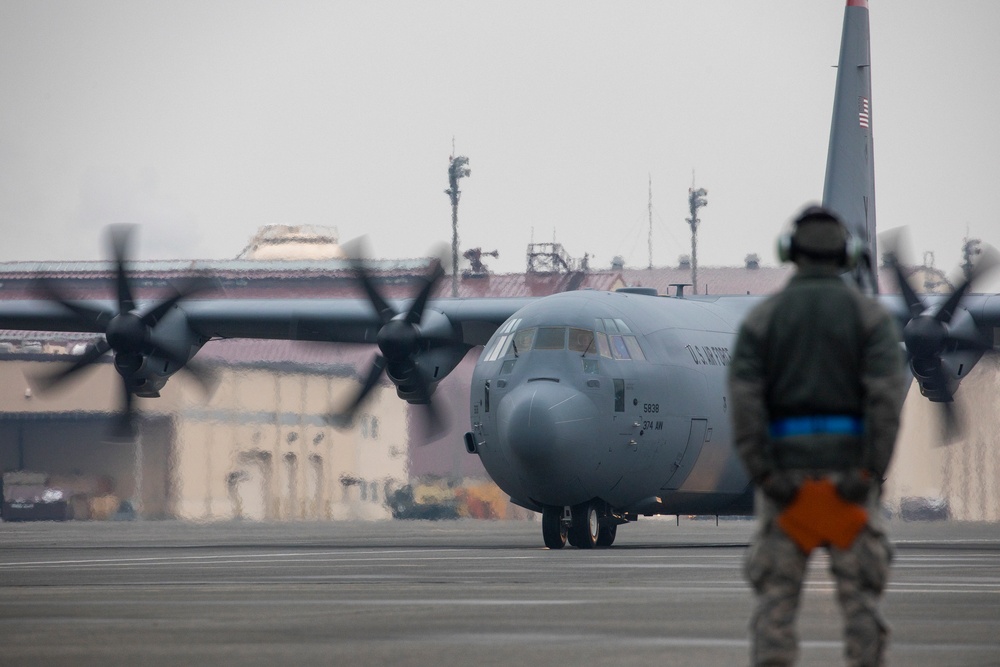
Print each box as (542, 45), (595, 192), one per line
(1, 1), (998, 288)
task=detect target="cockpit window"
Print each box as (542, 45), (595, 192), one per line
(482, 317), (525, 362)
(512, 327), (536, 354)
(568, 328), (594, 353)
(483, 334), (509, 362)
(596, 317), (633, 335)
(534, 327), (566, 349)
(610, 335), (630, 360)
(623, 335), (646, 360)
(499, 317), (522, 335)
(484, 324), (618, 360)
(608, 334), (645, 360)
(596, 332), (612, 358)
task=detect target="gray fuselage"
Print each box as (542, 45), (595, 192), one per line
(469, 289), (764, 517)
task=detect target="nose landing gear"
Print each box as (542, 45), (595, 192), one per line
(542, 500), (620, 549)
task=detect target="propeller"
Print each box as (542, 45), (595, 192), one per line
(328, 240), (460, 438)
(882, 230), (1000, 443)
(31, 224), (215, 437)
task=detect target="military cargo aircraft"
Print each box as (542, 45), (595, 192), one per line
(0, 0), (998, 548)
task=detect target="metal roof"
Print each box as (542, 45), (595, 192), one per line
(0, 257), (627, 300)
(622, 265), (794, 296)
(0, 257), (433, 278)
(622, 264), (914, 296)
(434, 271), (625, 299)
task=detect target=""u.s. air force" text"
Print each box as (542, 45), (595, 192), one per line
(685, 344), (731, 366)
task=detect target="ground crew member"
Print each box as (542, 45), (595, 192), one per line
(728, 205), (906, 666)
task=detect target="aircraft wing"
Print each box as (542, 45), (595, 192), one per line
(964, 294), (1000, 328)
(180, 297), (534, 347)
(877, 293), (1000, 333)
(0, 300), (111, 334)
(0, 296), (533, 347)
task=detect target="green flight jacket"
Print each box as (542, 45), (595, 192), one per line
(728, 264), (906, 482)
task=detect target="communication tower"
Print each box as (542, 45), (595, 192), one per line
(686, 179), (708, 293)
(445, 150), (471, 297)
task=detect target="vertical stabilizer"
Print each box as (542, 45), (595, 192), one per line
(822, 0), (877, 291)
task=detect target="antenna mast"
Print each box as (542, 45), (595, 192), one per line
(445, 147), (471, 298)
(647, 174), (653, 270)
(686, 174), (708, 294)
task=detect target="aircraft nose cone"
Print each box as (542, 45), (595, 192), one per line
(497, 381), (596, 504)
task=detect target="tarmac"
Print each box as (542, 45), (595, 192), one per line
(0, 517), (998, 666)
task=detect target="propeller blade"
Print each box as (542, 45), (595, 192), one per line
(112, 381), (136, 439)
(146, 340), (218, 396)
(140, 277), (213, 327)
(924, 363), (963, 444)
(353, 263), (396, 326)
(336, 241), (459, 439)
(888, 254), (925, 320)
(936, 244), (1000, 323)
(34, 278), (115, 331)
(408, 364), (447, 439)
(881, 231), (997, 446)
(405, 263), (446, 326)
(880, 229), (925, 319)
(177, 359), (220, 397)
(934, 278), (973, 324)
(415, 399), (445, 441)
(108, 224), (137, 314)
(342, 236), (396, 325)
(327, 355), (388, 429)
(937, 399), (962, 445)
(29, 340), (111, 392)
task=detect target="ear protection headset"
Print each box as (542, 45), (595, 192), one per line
(776, 205), (865, 269)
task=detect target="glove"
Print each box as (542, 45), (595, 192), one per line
(836, 469), (874, 504)
(758, 471), (800, 507)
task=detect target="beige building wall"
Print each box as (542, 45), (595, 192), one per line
(0, 357), (409, 521)
(886, 359), (1000, 521)
(165, 365), (409, 521)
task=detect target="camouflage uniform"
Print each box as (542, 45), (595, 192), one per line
(728, 212), (905, 667)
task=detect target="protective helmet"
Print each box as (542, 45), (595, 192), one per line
(777, 205), (862, 268)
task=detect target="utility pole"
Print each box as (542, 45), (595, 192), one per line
(686, 180), (708, 293)
(445, 151), (471, 298)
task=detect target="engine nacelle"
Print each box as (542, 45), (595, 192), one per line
(911, 348), (984, 402)
(387, 343), (469, 404)
(113, 306), (206, 398)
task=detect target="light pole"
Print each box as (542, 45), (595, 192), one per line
(445, 155), (471, 298)
(686, 185), (708, 294)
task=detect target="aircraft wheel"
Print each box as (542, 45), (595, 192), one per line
(596, 522), (617, 547)
(541, 507), (567, 549)
(569, 502), (599, 549)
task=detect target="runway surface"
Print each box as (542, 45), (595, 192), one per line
(0, 518), (998, 666)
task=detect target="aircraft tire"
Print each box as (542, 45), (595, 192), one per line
(542, 507), (567, 549)
(596, 522), (617, 547)
(569, 502), (599, 549)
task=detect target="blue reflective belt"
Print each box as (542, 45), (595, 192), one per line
(769, 415), (864, 439)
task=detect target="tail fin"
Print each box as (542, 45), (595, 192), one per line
(822, 0), (878, 292)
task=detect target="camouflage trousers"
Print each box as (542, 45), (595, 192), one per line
(744, 519), (893, 666)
